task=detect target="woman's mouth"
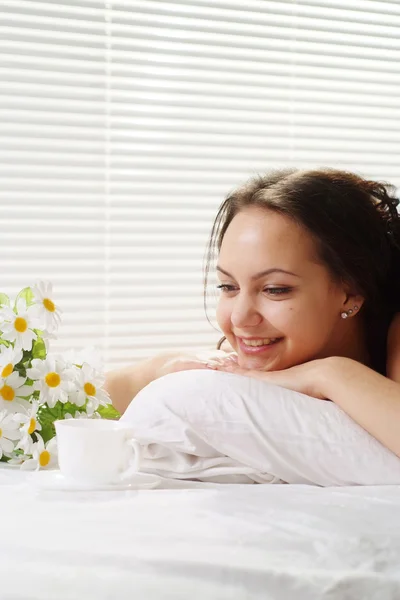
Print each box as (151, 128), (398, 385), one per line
(238, 337), (284, 354)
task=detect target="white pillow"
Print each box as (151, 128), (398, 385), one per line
(121, 369), (400, 486)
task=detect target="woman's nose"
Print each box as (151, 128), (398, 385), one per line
(230, 297), (262, 328)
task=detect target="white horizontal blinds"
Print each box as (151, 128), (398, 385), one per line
(1, 1), (400, 369)
(0, 1), (110, 360)
(106, 0), (400, 180)
(106, 0), (400, 366)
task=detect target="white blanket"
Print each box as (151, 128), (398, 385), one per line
(4, 371), (400, 598)
(121, 370), (400, 486)
(2, 466), (400, 599)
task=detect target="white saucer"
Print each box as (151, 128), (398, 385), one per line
(29, 470), (161, 492)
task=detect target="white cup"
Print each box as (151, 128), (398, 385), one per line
(55, 419), (143, 485)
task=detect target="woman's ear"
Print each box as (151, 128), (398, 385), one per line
(342, 288), (365, 314)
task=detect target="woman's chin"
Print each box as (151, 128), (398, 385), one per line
(238, 354), (273, 371)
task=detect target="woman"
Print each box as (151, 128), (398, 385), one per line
(105, 168), (400, 457)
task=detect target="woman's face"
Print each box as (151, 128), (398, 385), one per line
(216, 206), (355, 371)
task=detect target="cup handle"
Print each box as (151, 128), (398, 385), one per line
(118, 437), (143, 482)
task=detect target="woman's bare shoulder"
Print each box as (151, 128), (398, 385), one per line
(386, 312), (400, 383)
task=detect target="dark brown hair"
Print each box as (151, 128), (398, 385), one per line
(204, 168), (400, 375)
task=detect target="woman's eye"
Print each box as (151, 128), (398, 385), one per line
(216, 284), (236, 292)
(216, 285), (291, 295)
(264, 287), (292, 295)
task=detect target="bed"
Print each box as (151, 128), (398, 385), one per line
(2, 466), (400, 599)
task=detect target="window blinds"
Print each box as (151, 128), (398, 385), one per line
(1, 0), (399, 369)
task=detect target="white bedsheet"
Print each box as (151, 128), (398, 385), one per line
(2, 466), (400, 599)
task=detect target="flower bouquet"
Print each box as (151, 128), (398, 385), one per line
(0, 282), (119, 469)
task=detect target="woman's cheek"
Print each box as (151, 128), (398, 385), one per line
(216, 301), (231, 334)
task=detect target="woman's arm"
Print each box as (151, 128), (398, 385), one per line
(321, 312), (400, 458)
(105, 346), (231, 415)
(319, 356), (400, 458)
(104, 356), (157, 416)
(104, 352), (182, 415)
(210, 330), (400, 458)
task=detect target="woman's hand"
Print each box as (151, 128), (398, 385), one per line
(206, 354), (331, 400)
(156, 350), (238, 380)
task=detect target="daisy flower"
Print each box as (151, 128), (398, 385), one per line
(0, 410), (22, 459)
(20, 434), (58, 470)
(13, 401), (42, 453)
(27, 356), (75, 408)
(32, 281), (62, 333)
(15, 400), (41, 436)
(0, 371), (33, 413)
(71, 363), (110, 414)
(0, 299), (39, 351)
(0, 346), (23, 380)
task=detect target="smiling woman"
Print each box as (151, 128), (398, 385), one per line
(204, 168), (400, 378)
(105, 167), (400, 458)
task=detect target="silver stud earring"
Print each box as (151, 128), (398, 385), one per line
(341, 305), (359, 319)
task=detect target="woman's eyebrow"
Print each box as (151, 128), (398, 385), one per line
(216, 266), (300, 279)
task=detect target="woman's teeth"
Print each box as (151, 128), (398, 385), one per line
(242, 338), (280, 347)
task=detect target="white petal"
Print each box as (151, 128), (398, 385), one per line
(0, 306), (15, 321)
(12, 398), (32, 413)
(46, 356), (56, 373)
(21, 330), (37, 351)
(7, 456), (25, 465)
(75, 391), (86, 407)
(44, 395), (56, 409)
(40, 281), (52, 298)
(97, 388), (111, 406)
(15, 385), (34, 399)
(34, 433), (45, 452)
(16, 298), (28, 315)
(2, 413), (22, 428)
(32, 285), (43, 303)
(57, 390), (68, 404)
(14, 414), (29, 425)
(26, 367), (41, 380)
(0, 438), (15, 453)
(0, 347), (22, 367)
(31, 358), (44, 370)
(46, 437), (58, 453)
(1, 329), (17, 343)
(3, 429), (22, 441)
(20, 459), (38, 471)
(0, 398), (28, 414)
(6, 371), (24, 388)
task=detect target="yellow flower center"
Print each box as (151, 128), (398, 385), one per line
(1, 363), (13, 378)
(0, 385), (15, 401)
(39, 450), (50, 467)
(28, 418), (36, 435)
(14, 317), (27, 333)
(45, 372), (61, 388)
(84, 382), (96, 397)
(43, 298), (55, 313)
(0, 428), (2, 438)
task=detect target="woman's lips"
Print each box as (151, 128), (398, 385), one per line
(238, 337), (283, 354)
